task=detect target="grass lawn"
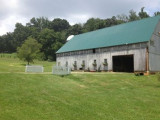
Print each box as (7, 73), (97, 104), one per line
(0, 57), (55, 72)
(0, 57), (160, 120)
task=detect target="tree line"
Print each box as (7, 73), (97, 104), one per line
(0, 7), (160, 61)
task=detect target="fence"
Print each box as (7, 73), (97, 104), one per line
(25, 65), (44, 73)
(52, 66), (71, 75)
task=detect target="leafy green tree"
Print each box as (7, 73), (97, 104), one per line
(13, 23), (31, 47)
(38, 28), (65, 60)
(0, 33), (15, 53)
(56, 31), (67, 44)
(117, 14), (129, 23)
(27, 17), (51, 31)
(50, 18), (70, 32)
(28, 27), (40, 40)
(138, 7), (150, 19)
(129, 10), (140, 21)
(83, 18), (106, 32)
(0, 36), (5, 53)
(38, 29), (56, 60)
(154, 12), (160, 16)
(105, 16), (120, 27)
(17, 37), (42, 65)
(67, 24), (83, 35)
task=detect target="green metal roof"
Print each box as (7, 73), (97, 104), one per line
(57, 16), (160, 53)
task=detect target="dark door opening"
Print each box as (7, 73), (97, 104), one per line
(113, 55), (134, 72)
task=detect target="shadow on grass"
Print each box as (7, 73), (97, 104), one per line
(154, 84), (160, 88)
(145, 84), (160, 88)
(21, 64), (27, 66)
(53, 74), (71, 78)
(65, 74), (83, 82)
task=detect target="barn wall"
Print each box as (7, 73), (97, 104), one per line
(149, 21), (160, 72)
(56, 43), (147, 72)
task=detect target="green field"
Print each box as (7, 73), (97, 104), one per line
(0, 56), (55, 72)
(0, 57), (160, 120)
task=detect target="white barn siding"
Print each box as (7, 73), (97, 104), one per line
(149, 21), (160, 72)
(57, 43), (147, 72)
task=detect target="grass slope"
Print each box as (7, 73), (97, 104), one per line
(0, 57), (160, 120)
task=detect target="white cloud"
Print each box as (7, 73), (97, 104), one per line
(7, 0), (19, 9)
(0, 15), (29, 35)
(67, 14), (91, 25)
(144, 0), (160, 15)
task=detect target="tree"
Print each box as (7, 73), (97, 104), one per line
(0, 36), (5, 53)
(67, 24), (83, 35)
(154, 12), (160, 16)
(105, 16), (120, 27)
(138, 7), (150, 19)
(0, 33), (15, 53)
(83, 18), (106, 32)
(117, 14), (129, 23)
(38, 28), (65, 60)
(129, 10), (140, 21)
(50, 18), (70, 32)
(26, 17), (51, 31)
(17, 37), (42, 65)
(13, 23), (31, 47)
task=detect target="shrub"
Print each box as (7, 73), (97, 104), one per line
(92, 63), (97, 66)
(103, 62), (108, 66)
(81, 64), (85, 67)
(73, 63), (77, 67)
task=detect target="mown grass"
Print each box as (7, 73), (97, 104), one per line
(0, 57), (160, 120)
(0, 57), (55, 72)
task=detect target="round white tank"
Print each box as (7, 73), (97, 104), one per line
(67, 35), (74, 41)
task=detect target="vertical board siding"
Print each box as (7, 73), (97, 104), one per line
(57, 43), (147, 72)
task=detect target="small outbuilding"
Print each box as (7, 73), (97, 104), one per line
(56, 16), (160, 73)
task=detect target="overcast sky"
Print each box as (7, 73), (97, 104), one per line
(0, 0), (160, 35)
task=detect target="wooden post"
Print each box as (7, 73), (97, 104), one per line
(145, 47), (149, 75)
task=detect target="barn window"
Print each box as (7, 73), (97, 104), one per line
(104, 59), (107, 63)
(73, 61), (77, 70)
(82, 60), (85, 66)
(82, 60), (85, 70)
(65, 61), (68, 67)
(93, 60), (97, 70)
(93, 49), (96, 53)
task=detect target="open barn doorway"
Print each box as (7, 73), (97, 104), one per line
(113, 55), (134, 72)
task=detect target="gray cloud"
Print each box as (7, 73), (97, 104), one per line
(17, 0), (142, 18)
(0, 0), (160, 35)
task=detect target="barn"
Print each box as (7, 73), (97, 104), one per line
(56, 16), (160, 73)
